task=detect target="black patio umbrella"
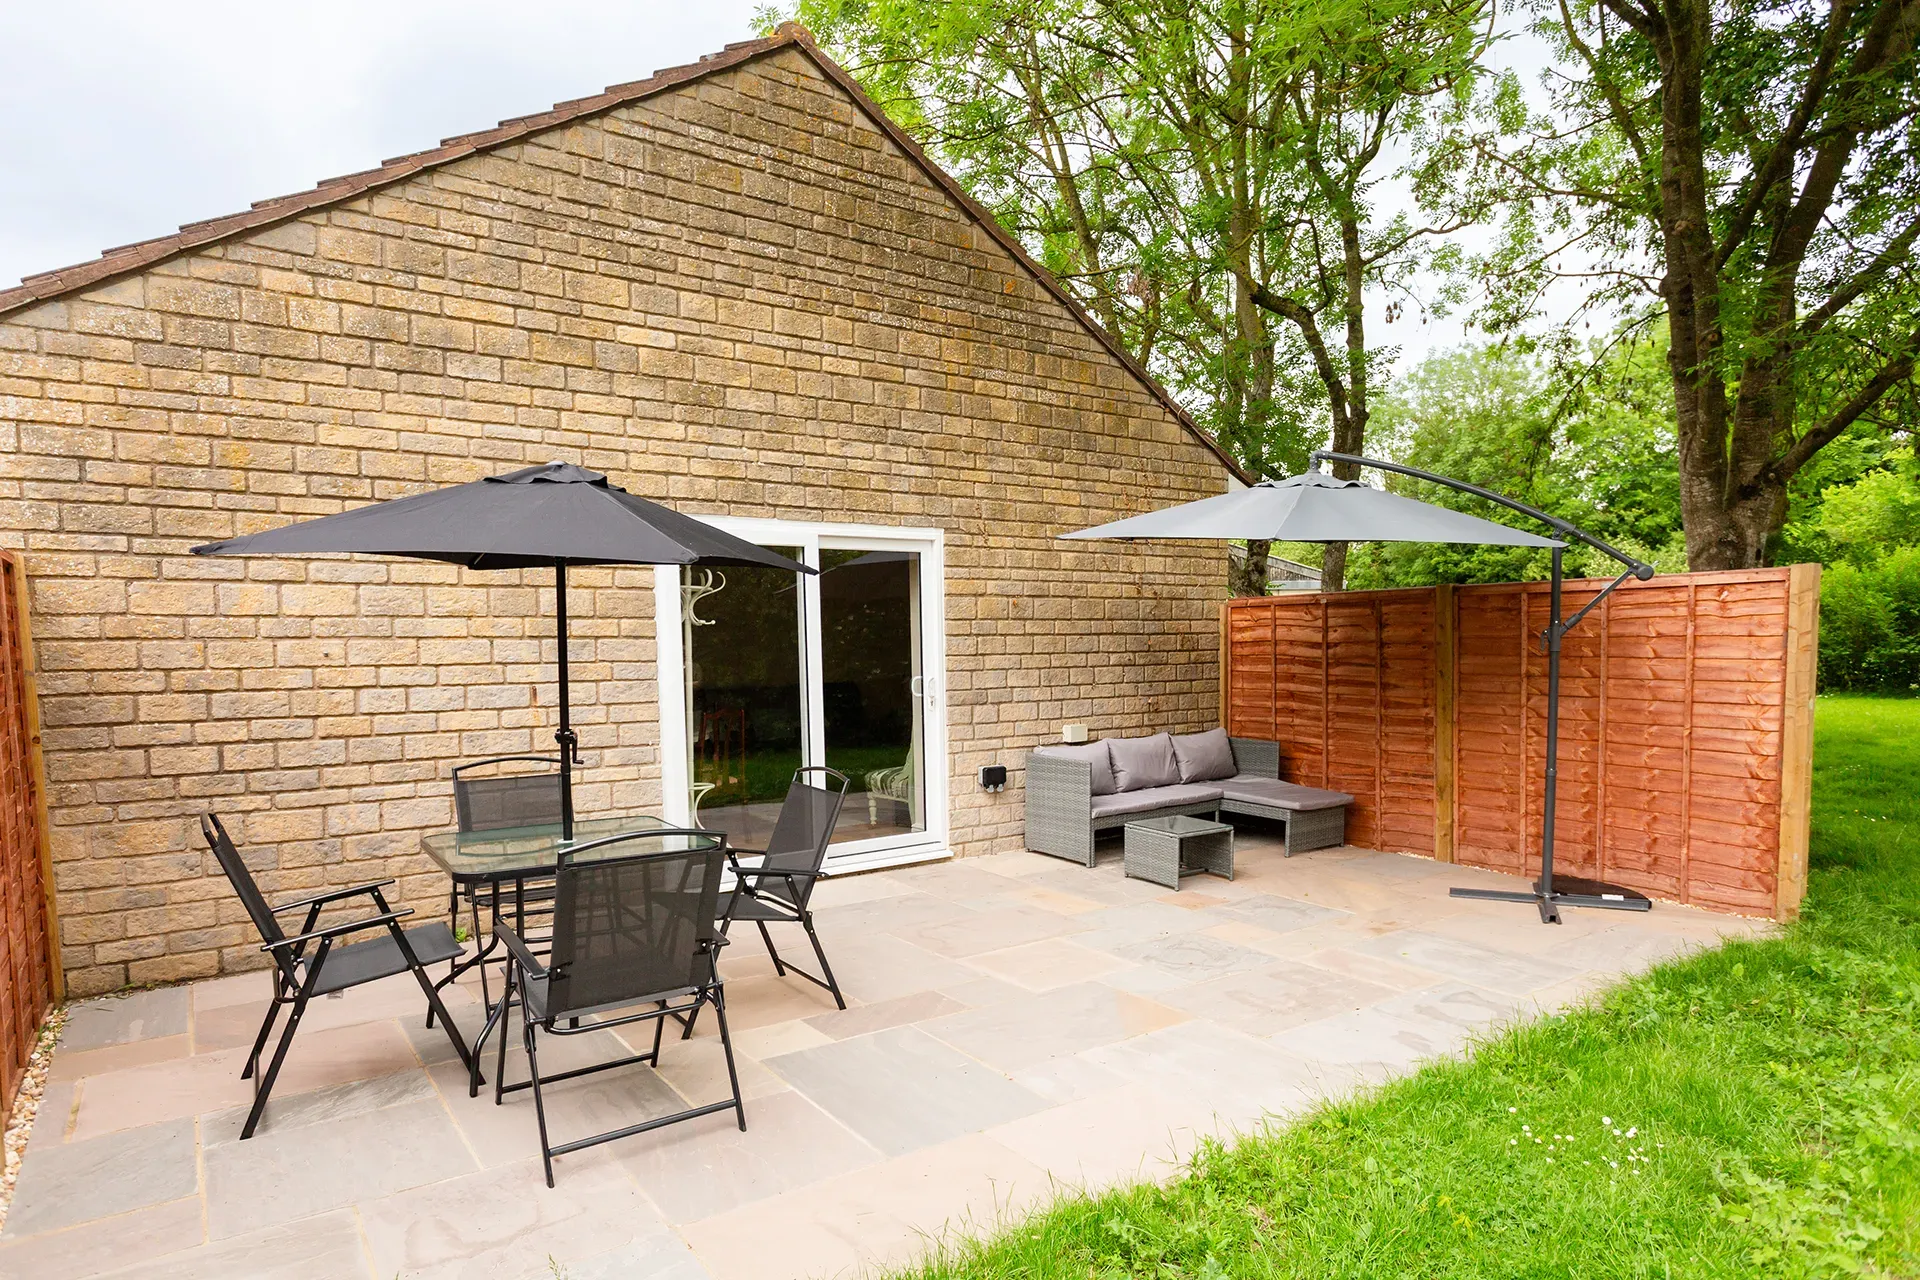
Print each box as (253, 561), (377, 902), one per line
(1065, 452), (1657, 924)
(193, 461), (812, 840)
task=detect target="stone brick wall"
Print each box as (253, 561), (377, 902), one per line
(0, 46), (1231, 996)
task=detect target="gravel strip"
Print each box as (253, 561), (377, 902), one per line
(0, 1008), (69, 1236)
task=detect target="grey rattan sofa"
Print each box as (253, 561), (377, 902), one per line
(1024, 731), (1352, 866)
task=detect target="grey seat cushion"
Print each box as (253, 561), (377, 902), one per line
(1034, 742), (1118, 795)
(1216, 776), (1353, 811)
(1170, 728), (1237, 783)
(1090, 783), (1224, 819)
(1107, 733), (1180, 791)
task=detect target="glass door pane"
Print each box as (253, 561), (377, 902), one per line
(682, 550), (804, 850)
(818, 547), (925, 843)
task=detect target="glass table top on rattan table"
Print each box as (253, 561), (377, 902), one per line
(418, 814), (672, 885)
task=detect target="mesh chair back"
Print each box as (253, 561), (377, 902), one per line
(201, 815), (293, 975)
(545, 828), (726, 1019)
(452, 756), (565, 833)
(755, 767), (848, 911)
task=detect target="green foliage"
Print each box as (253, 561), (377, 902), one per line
(882, 696), (1920, 1279)
(777, 0), (1496, 484)
(1321, 335), (1686, 587)
(1818, 549), (1920, 693)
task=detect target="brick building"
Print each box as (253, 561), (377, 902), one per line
(0, 26), (1239, 996)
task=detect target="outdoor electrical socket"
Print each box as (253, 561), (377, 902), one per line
(979, 765), (1007, 792)
(1061, 723), (1089, 743)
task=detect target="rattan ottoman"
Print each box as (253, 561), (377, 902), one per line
(1122, 814), (1234, 891)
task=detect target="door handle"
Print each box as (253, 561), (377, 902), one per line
(910, 676), (924, 697)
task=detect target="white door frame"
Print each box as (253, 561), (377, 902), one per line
(654, 519), (950, 873)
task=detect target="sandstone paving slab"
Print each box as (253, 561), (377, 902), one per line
(57, 989), (190, 1053)
(617, 1089), (883, 1223)
(430, 1055), (690, 1171)
(89, 1210), (371, 1280)
(357, 1155), (665, 1280)
(905, 903), (1090, 959)
(764, 1026), (1046, 1157)
(958, 937), (1131, 992)
(1156, 959), (1401, 1038)
(1114, 930), (1277, 984)
(923, 982), (1189, 1073)
(803, 990), (970, 1040)
(199, 1067), (436, 1147)
(1213, 892), (1350, 935)
(203, 1095), (474, 1240)
(2, 1117), (198, 1239)
(795, 932), (981, 1006)
(986, 1083), (1223, 1192)
(0, 1197), (203, 1280)
(1346, 928), (1585, 995)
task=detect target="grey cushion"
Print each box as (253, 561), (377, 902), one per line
(1034, 742), (1117, 796)
(1170, 728), (1237, 783)
(1216, 776), (1353, 811)
(1107, 733), (1180, 791)
(1090, 784), (1224, 819)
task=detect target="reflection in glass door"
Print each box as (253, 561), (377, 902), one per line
(682, 548), (804, 851)
(818, 548), (924, 843)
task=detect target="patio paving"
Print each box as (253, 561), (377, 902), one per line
(0, 836), (1769, 1280)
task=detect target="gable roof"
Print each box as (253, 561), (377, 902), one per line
(0, 24), (1250, 483)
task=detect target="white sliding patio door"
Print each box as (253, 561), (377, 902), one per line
(654, 521), (948, 872)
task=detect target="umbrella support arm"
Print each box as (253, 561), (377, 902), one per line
(1307, 452), (1654, 925)
(1310, 451), (1656, 583)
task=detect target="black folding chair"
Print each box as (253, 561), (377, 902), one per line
(200, 814), (472, 1139)
(492, 827), (743, 1186)
(439, 755), (565, 1012)
(686, 767), (849, 1037)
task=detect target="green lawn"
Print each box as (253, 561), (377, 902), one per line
(896, 695), (1920, 1279)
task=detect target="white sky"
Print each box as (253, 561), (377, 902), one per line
(0, 2), (1576, 372)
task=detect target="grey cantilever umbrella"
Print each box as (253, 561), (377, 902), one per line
(1061, 471), (1561, 547)
(194, 461), (812, 838)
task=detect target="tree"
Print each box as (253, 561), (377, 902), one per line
(1428, 0), (1920, 569)
(784, 0), (1493, 589)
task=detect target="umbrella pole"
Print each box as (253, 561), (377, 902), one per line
(555, 561), (576, 842)
(1536, 548), (1565, 924)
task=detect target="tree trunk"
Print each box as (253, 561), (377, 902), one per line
(1229, 539), (1272, 597)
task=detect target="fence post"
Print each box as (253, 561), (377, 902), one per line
(1433, 583), (1456, 864)
(1774, 563), (1820, 922)
(8, 557), (60, 1002)
(1218, 600), (1231, 731)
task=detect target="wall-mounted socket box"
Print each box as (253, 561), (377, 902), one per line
(979, 765), (1007, 792)
(1061, 723), (1089, 744)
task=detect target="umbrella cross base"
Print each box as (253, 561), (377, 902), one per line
(1450, 877), (1653, 925)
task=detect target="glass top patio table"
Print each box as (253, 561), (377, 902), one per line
(419, 814), (673, 884)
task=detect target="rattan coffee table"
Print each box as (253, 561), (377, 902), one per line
(1122, 814), (1234, 890)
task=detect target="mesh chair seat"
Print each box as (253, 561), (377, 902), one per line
(719, 889), (800, 923)
(307, 922), (462, 996)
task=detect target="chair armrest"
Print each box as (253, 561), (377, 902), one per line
(494, 922), (547, 978)
(270, 880), (396, 914)
(265, 907), (414, 952)
(730, 866), (825, 884)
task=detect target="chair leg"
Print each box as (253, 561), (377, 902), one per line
(801, 911), (847, 1011)
(242, 996), (282, 1082)
(242, 975), (317, 1141)
(679, 991), (704, 1041)
(524, 1016), (555, 1188)
(471, 894), (492, 1013)
(430, 883), (460, 1029)
(756, 919), (786, 975)
(649, 1008), (666, 1064)
(711, 985), (746, 1132)
(494, 957), (516, 1106)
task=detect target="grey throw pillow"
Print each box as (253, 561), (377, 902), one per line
(1035, 742), (1117, 795)
(1170, 728), (1237, 783)
(1107, 733), (1180, 791)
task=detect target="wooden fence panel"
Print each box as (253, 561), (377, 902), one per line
(1223, 565), (1818, 920)
(0, 552), (55, 1115)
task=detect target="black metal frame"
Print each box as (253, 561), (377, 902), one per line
(1311, 450), (1657, 924)
(489, 827), (744, 1187)
(200, 814), (474, 1139)
(436, 754), (566, 1019)
(689, 766), (850, 1037)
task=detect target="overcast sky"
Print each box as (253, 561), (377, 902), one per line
(0, 2), (1560, 370)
